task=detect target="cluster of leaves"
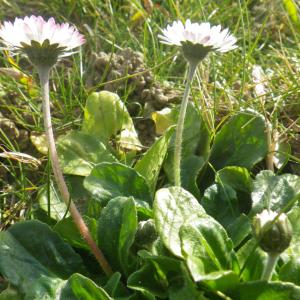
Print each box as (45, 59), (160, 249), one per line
(1, 91), (300, 299)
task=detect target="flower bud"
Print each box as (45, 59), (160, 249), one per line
(135, 219), (158, 248)
(252, 209), (292, 254)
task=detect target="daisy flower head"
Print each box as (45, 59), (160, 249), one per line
(159, 19), (237, 64)
(0, 15), (85, 68)
(252, 209), (292, 254)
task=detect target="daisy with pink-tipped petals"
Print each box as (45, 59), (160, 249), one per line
(158, 19), (237, 186)
(159, 19), (237, 62)
(0, 15), (85, 67)
(0, 15), (113, 276)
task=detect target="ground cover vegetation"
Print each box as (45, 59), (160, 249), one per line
(0, 0), (300, 299)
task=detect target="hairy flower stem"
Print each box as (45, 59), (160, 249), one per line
(174, 62), (198, 186)
(38, 66), (113, 277)
(266, 122), (274, 172)
(261, 252), (279, 281)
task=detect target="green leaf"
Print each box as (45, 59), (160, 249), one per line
(180, 220), (237, 281)
(151, 107), (176, 135)
(226, 214), (251, 248)
(24, 277), (64, 300)
(168, 267), (208, 300)
(116, 292), (155, 300)
(231, 281), (300, 300)
(201, 179), (252, 247)
(135, 126), (175, 194)
(103, 272), (123, 297)
(237, 239), (266, 281)
(54, 216), (97, 251)
(84, 162), (152, 205)
(35, 176), (89, 223)
(24, 273), (113, 300)
(127, 263), (168, 298)
(210, 111), (268, 170)
(82, 91), (142, 150)
(250, 170), (300, 216)
(181, 155), (205, 199)
(98, 197), (138, 275)
(130, 252), (185, 298)
(153, 186), (205, 257)
(202, 270), (239, 294)
(216, 166), (252, 193)
(287, 206), (300, 257)
(0, 220), (86, 295)
(60, 273), (112, 300)
(57, 131), (116, 176)
(216, 166), (253, 215)
(35, 182), (68, 223)
(86, 198), (103, 219)
(138, 250), (182, 275)
(0, 288), (23, 300)
(282, 0), (300, 29)
(274, 141), (291, 170)
(278, 206), (300, 284)
(279, 258), (300, 286)
(202, 183), (240, 228)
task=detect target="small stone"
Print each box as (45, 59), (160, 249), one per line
(0, 117), (19, 140)
(17, 129), (29, 150)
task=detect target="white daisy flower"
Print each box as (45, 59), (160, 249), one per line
(0, 15), (85, 67)
(159, 19), (237, 63)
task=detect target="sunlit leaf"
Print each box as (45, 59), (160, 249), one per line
(84, 162), (152, 205)
(231, 280), (300, 300)
(250, 170), (300, 216)
(57, 131), (116, 176)
(283, 0), (300, 28)
(153, 186), (205, 257)
(30, 132), (48, 155)
(82, 91), (142, 151)
(135, 126), (174, 194)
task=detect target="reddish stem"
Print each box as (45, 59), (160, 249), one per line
(38, 66), (113, 277)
